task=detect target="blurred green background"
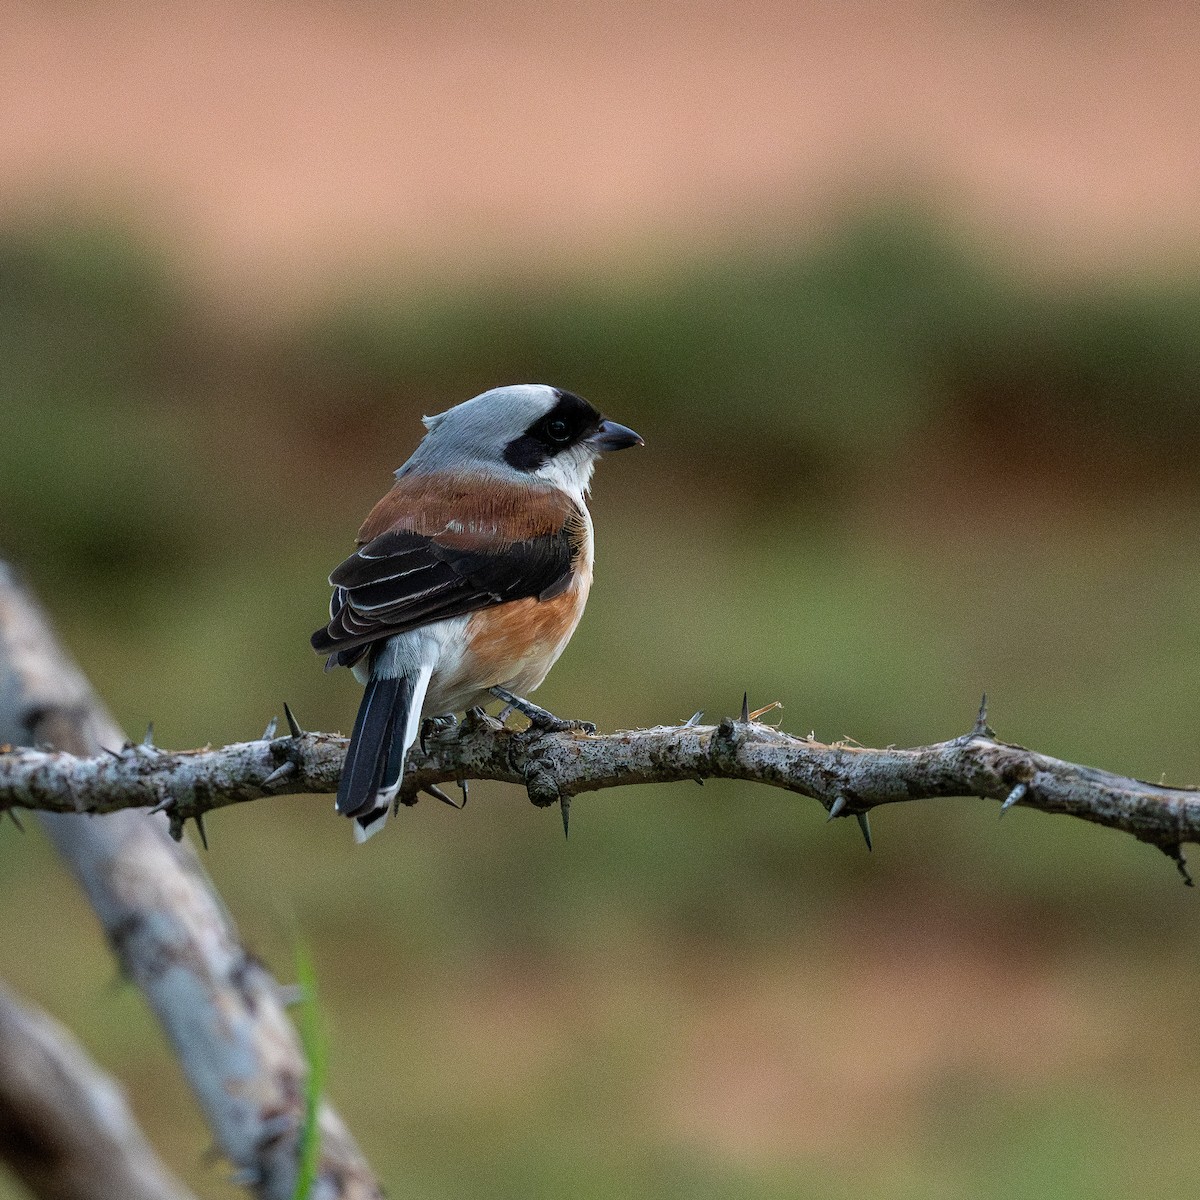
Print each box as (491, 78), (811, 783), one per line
(5, 4), (1200, 1198)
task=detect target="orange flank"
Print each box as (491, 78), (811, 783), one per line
(458, 581), (591, 699)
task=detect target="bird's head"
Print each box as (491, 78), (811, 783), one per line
(404, 384), (643, 499)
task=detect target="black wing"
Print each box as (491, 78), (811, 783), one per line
(311, 526), (574, 667)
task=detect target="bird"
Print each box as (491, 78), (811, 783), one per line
(312, 384), (643, 840)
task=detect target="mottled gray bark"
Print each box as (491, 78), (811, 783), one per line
(0, 563), (382, 1199)
(0, 981), (197, 1200)
(4, 690), (1198, 883)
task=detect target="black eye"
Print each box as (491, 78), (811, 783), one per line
(545, 418), (570, 442)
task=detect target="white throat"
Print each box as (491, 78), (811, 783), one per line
(530, 443), (597, 503)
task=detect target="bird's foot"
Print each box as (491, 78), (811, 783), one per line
(419, 713), (457, 755)
(461, 705), (503, 733)
(489, 686), (596, 735)
(531, 713), (597, 734)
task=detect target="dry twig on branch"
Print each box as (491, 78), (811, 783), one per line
(3, 692), (1198, 884)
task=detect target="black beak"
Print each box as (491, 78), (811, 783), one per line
(590, 419), (644, 452)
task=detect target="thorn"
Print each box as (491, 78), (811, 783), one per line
(262, 716), (278, 741)
(561, 794), (571, 840)
(194, 812), (209, 851)
(497, 703), (515, 723)
(1162, 843), (1194, 887)
(103, 745), (123, 759)
(423, 783), (462, 808)
(7, 809), (25, 833)
(459, 777), (468, 807)
(741, 691), (750, 722)
(684, 710), (704, 727)
(149, 796), (173, 815)
(972, 692), (995, 738)
(827, 796), (847, 821)
(855, 811), (873, 852)
(283, 702), (303, 739)
(142, 722), (155, 747)
(999, 782), (1028, 817)
(262, 761), (296, 789)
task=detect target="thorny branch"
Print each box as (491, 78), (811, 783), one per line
(3, 695), (1198, 885)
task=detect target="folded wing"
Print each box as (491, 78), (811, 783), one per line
(312, 474), (583, 668)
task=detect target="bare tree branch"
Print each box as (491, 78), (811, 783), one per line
(0, 562), (383, 1199)
(0, 980), (197, 1200)
(3, 697), (1197, 883)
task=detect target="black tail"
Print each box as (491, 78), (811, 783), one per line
(337, 673), (421, 829)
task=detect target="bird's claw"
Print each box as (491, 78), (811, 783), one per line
(461, 706), (502, 733)
(530, 713), (596, 735)
(489, 685), (595, 735)
(420, 713), (457, 755)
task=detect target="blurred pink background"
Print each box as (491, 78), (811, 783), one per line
(5, 0), (1200, 304)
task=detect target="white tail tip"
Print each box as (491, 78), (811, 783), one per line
(353, 805), (390, 843)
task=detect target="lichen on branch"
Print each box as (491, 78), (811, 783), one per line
(4, 699), (1198, 884)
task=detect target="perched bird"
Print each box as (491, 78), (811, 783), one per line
(312, 384), (643, 839)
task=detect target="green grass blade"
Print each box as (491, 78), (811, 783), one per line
(291, 938), (327, 1200)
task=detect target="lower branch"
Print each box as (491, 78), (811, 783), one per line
(0, 562), (382, 1199)
(0, 981), (197, 1200)
(3, 700), (1198, 882)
